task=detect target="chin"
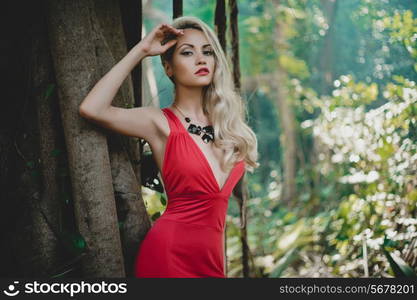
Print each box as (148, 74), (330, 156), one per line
(191, 80), (212, 86)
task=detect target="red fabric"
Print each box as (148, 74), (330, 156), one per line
(134, 107), (245, 278)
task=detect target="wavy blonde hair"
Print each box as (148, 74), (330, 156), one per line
(160, 16), (259, 173)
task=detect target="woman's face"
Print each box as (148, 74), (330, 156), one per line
(164, 28), (216, 87)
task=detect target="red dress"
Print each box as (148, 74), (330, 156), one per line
(134, 107), (245, 278)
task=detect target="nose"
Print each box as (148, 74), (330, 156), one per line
(195, 51), (207, 65)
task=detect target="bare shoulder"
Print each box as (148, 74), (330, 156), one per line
(128, 106), (170, 144)
(150, 107), (170, 139)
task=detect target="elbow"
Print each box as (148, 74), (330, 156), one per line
(79, 105), (93, 119)
(79, 104), (108, 121)
(78, 105), (87, 118)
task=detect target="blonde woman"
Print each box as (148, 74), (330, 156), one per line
(79, 16), (259, 278)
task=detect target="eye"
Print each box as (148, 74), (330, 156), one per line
(180, 50), (214, 56)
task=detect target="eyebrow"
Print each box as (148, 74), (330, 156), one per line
(178, 43), (212, 49)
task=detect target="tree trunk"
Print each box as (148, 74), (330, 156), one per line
(319, 0), (338, 95)
(93, 0), (152, 276)
(273, 0), (297, 207)
(232, 175), (252, 277)
(119, 0), (143, 177)
(215, 0), (229, 275)
(173, 0), (183, 19)
(46, 0), (125, 277)
(275, 72), (297, 207)
(0, 1), (66, 277)
(215, 0), (227, 52)
(229, 0), (251, 277)
(31, 2), (65, 276)
(229, 0), (241, 93)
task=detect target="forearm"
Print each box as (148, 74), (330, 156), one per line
(79, 44), (147, 116)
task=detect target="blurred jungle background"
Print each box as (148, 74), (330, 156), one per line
(1, 0), (416, 278)
(141, 0), (417, 278)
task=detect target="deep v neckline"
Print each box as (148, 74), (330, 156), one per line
(166, 107), (236, 193)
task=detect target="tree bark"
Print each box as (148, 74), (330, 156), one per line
(215, 0), (229, 275)
(173, 0), (183, 19)
(215, 0), (227, 52)
(229, 0), (251, 277)
(229, 0), (241, 93)
(119, 0), (144, 183)
(31, 2), (65, 276)
(46, 0), (125, 277)
(94, 0), (152, 276)
(0, 1), (68, 277)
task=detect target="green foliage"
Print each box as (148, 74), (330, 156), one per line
(279, 54), (310, 79)
(145, 0), (417, 278)
(43, 83), (55, 102)
(303, 76), (417, 277)
(60, 230), (87, 257)
(226, 2), (417, 278)
(383, 245), (416, 277)
(325, 75), (379, 108)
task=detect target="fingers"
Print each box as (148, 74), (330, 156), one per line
(159, 23), (184, 36)
(159, 23), (184, 46)
(162, 39), (178, 50)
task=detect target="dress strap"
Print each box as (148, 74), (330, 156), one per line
(161, 107), (182, 134)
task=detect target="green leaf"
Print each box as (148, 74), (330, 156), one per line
(151, 212), (161, 221)
(269, 247), (299, 278)
(60, 230), (87, 257)
(383, 247), (416, 277)
(26, 161), (35, 168)
(44, 84), (55, 101)
(275, 219), (305, 252)
(382, 237), (398, 249)
(51, 149), (62, 157)
(31, 170), (40, 178)
(160, 194), (167, 206)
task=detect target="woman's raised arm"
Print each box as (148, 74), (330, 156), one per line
(79, 23), (183, 141)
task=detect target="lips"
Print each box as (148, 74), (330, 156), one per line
(195, 67), (209, 75)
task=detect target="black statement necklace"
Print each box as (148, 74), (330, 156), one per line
(173, 103), (215, 144)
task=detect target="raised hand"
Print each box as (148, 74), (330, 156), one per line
(139, 23), (185, 57)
